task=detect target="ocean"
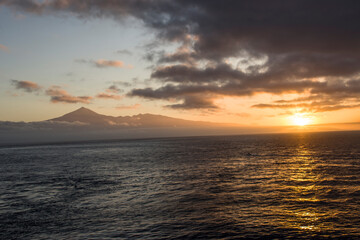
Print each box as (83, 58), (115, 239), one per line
(1, 131), (359, 239)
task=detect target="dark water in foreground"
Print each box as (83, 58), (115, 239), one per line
(0, 132), (360, 239)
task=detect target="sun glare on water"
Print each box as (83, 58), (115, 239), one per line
(290, 114), (312, 126)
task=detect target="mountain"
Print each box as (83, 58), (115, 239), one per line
(49, 107), (225, 128)
(50, 107), (117, 126)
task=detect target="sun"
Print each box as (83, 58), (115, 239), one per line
(290, 114), (312, 126)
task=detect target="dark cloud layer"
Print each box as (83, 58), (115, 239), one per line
(3, 0), (360, 111)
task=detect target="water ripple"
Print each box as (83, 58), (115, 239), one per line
(0, 132), (359, 239)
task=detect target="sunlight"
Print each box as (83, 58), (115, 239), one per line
(290, 113), (312, 126)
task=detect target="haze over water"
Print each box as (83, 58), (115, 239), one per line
(1, 131), (359, 239)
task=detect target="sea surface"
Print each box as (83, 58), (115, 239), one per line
(0, 131), (360, 239)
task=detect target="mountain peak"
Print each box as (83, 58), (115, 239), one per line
(71, 107), (97, 115)
(49, 107), (108, 124)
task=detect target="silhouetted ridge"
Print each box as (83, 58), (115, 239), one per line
(48, 107), (231, 127)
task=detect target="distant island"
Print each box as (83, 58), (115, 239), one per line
(0, 107), (251, 145)
(49, 107), (232, 128)
(1, 107), (359, 146)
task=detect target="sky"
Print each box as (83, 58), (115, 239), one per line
(1, 0), (360, 127)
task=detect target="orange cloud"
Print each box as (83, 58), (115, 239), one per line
(95, 59), (133, 68)
(0, 44), (9, 52)
(11, 80), (42, 92)
(76, 59), (133, 69)
(95, 59), (123, 68)
(46, 86), (92, 104)
(96, 92), (123, 100)
(116, 104), (141, 110)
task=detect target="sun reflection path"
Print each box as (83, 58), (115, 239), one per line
(203, 134), (354, 237)
(275, 143), (334, 233)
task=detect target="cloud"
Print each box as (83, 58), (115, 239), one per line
(234, 112), (251, 118)
(96, 92), (123, 100)
(11, 80), (42, 92)
(113, 81), (132, 88)
(46, 86), (92, 104)
(10, 80), (94, 104)
(116, 49), (132, 55)
(75, 59), (133, 69)
(252, 102), (360, 113)
(116, 104), (141, 110)
(166, 95), (218, 109)
(94, 59), (125, 68)
(96, 85), (124, 99)
(4, 0), (360, 110)
(0, 43), (9, 52)
(106, 85), (123, 94)
(252, 84), (360, 113)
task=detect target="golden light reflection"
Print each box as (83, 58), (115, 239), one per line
(210, 136), (337, 235)
(274, 141), (339, 234)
